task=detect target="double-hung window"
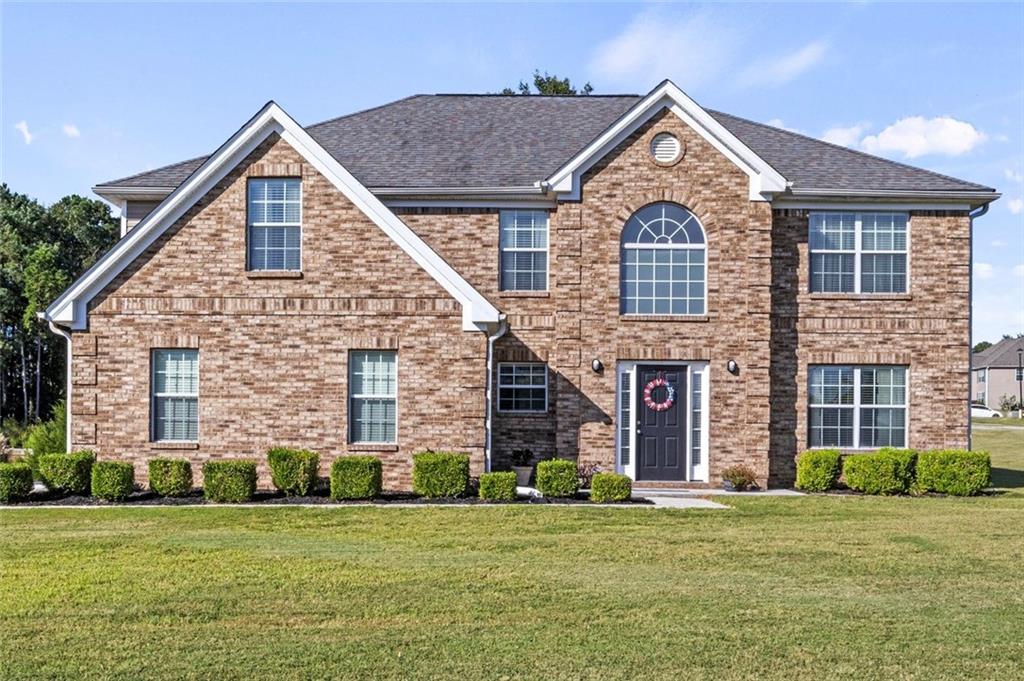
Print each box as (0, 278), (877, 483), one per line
(248, 178), (301, 271)
(809, 212), (907, 293)
(151, 349), (199, 442)
(808, 365), (907, 448)
(349, 351), (397, 444)
(497, 363), (548, 412)
(499, 210), (548, 291)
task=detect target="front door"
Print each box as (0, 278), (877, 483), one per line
(635, 365), (687, 481)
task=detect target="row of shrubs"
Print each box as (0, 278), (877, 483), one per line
(0, 449), (633, 504)
(795, 447), (990, 496)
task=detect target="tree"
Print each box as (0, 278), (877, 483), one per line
(973, 341), (993, 353)
(22, 244), (70, 419)
(502, 70), (593, 96)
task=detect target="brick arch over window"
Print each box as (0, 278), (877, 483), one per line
(620, 201), (707, 316)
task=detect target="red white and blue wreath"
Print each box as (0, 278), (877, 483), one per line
(643, 375), (676, 412)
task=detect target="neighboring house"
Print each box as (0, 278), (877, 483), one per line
(43, 80), (999, 490)
(972, 337), (1024, 408)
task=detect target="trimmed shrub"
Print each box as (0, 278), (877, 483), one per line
(721, 464), (757, 491)
(590, 472), (632, 503)
(148, 458), (193, 497)
(24, 401), (66, 477)
(203, 460), (257, 503)
(0, 462), (34, 503)
(843, 448), (916, 495)
(479, 472), (517, 501)
(916, 449), (990, 496)
(267, 447), (319, 496)
(795, 449), (842, 492)
(91, 461), (135, 502)
(330, 456), (382, 500)
(536, 458), (579, 497)
(38, 450), (95, 495)
(412, 452), (469, 498)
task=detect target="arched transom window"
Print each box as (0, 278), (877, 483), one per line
(620, 202), (706, 315)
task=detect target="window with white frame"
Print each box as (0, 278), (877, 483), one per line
(497, 363), (548, 412)
(620, 202), (706, 315)
(349, 351), (397, 444)
(808, 365), (907, 448)
(151, 349), (199, 442)
(978, 369), (986, 384)
(499, 210), (548, 291)
(809, 212), (908, 294)
(248, 178), (301, 270)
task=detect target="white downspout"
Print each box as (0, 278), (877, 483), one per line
(45, 319), (72, 453)
(483, 316), (508, 473)
(967, 202), (989, 451)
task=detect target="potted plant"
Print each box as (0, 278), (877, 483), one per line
(510, 449), (533, 486)
(720, 464), (757, 492)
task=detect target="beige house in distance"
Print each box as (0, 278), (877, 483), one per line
(972, 337), (1024, 409)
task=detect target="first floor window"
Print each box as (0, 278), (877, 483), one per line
(248, 178), (301, 270)
(497, 363), (548, 412)
(152, 349), (199, 441)
(808, 365), (907, 448)
(349, 351), (397, 443)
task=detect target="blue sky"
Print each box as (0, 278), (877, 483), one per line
(2, 2), (1022, 341)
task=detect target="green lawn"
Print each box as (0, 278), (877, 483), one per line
(973, 417), (1024, 489)
(2, 495), (1023, 680)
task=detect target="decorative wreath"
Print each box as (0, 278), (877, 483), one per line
(643, 375), (676, 412)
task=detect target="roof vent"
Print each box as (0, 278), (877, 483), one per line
(650, 132), (681, 164)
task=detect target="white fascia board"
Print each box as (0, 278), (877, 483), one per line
(773, 199), (974, 212)
(544, 80), (788, 203)
(47, 102), (500, 332)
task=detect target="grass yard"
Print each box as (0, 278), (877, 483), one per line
(973, 417), (1024, 489)
(3, 495), (1024, 680)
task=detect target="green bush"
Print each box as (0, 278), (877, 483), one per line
(796, 449), (842, 492)
(916, 449), (990, 496)
(0, 462), (34, 503)
(479, 471), (517, 501)
(203, 460), (257, 503)
(843, 448), (917, 495)
(330, 456), (382, 500)
(536, 459), (579, 497)
(24, 400), (66, 476)
(91, 461), (135, 502)
(38, 450), (95, 495)
(148, 458), (193, 497)
(267, 447), (319, 496)
(412, 451), (469, 498)
(590, 472), (632, 503)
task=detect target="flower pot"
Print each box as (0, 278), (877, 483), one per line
(512, 465), (533, 486)
(722, 480), (737, 492)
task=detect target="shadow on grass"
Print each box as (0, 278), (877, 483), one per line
(991, 467), (1024, 489)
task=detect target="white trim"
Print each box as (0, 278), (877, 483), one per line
(495, 362), (549, 414)
(348, 349), (399, 446)
(384, 199), (557, 209)
(773, 200), (973, 212)
(498, 209), (550, 293)
(544, 80), (788, 202)
(807, 365), (909, 449)
(150, 348), (200, 443)
(808, 211), (910, 295)
(246, 177), (303, 272)
(47, 102), (500, 332)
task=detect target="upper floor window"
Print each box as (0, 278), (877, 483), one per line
(499, 210), (548, 291)
(621, 202), (706, 315)
(809, 212), (907, 294)
(248, 178), (301, 271)
(151, 349), (199, 442)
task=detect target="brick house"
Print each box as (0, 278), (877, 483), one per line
(43, 81), (998, 490)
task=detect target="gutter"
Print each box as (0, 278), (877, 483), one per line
(483, 316), (508, 473)
(43, 316), (72, 454)
(786, 187), (1000, 205)
(967, 202), (989, 451)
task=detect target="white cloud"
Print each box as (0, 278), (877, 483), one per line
(860, 116), (986, 158)
(974, 263), (994, 279)
(1009, 198), (1023, 215)
(588, 9), (742, 89)
(14, 120), (33, 144)
(1005, 168), (1023, 183)
(741, 41), (829, 87)
(62, 124), (80, 139)
(767, 118), (802, 133)
(1014, 264), (1024, 278)
(822, 123), (870, 147)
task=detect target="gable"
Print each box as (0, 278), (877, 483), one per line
(45, 102), (501, 332)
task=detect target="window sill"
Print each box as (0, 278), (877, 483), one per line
(619, 314), (709, 323)
(808, 293), (911, 301)
(496, 410), (551, 418)
(499, 291), (550, 298)
(348, 443), (399, 452)
(246, 270), (303, 280)
(149, 441), (199, 450)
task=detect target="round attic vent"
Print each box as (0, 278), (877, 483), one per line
(650, 132), (682, 164)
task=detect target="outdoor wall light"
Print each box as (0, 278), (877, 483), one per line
(727, 359), (740, 375)
(591, 358), (604, 373)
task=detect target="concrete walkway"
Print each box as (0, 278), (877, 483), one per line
(641, 495), (730, 509)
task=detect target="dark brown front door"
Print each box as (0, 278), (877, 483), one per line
(635, 365), (687, 481)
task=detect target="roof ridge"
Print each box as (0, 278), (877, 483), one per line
(430, 93), (642, 98)
(305, 94), (427, 131)
(708, 109), (995, 192)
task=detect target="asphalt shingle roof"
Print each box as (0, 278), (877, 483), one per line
(973, 337), (1024, 368)
(95, 94), (995, 196)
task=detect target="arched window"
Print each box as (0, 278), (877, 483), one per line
(620, 202), (706, 315)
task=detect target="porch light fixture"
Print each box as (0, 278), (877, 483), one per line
(727, 359), (739, 375)
(591, 358), (603, 373)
